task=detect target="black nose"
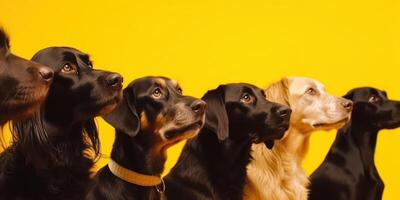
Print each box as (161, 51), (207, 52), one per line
(106, 73), (123, 90)
(38, 66), (54, 82)
(277, 106), (292, 119)
(191, 100), (206, 115)
(342, 100), (353, 111)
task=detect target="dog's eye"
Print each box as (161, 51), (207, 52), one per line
(240, 93), (253, 104)
(61, 63), (76, 74)
(368, 95), (380, 103)
(152, 87), (163, 98)
(306, 88), (317, 95)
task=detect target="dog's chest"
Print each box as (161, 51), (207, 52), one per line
(245, 145), (309, 200)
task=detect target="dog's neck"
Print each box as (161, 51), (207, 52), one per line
(7, 106), (95, 199)
(336, 120), (379, 169)
(277, 126), (311, 162)
(13, 103), (95, 171)
(42, 106), (91, 148)
(44, 100), (80, 128)
(189, 127), (252, 198)
(111, 131), (167, 177)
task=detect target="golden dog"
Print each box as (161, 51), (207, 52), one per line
(244, 77), (352, 200)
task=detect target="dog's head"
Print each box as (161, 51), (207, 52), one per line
(202, 83), (291, 148)
(11, 47), (122, 161)
(266, 77), (352, 133)
(344, 87), (400, 130)
(31, 47), (123, 122)
(0, 29), (53, 123)
(104, 76), (206, 149)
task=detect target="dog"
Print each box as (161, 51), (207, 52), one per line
(0, 28), (53, 125)
(86, 76), (206, 200)
(309, 87), (400, 200)
(245, 77), (352, 200)
(164, 83), (291, 200)
(0, 47), (123, 200)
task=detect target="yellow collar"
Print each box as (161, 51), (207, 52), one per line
(108, 159), (165, 192)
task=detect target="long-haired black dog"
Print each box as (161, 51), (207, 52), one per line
(164, 83), (291, 200)
(87, 76), (206, 200)
(310, 87), (400, 200)
(0, 29), (53, 125)
(0, 47), (123, 200)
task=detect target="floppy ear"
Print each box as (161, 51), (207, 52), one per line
(84, 119), (100, 158)
(0, 28), (10, 58)
(103, 88), (140, 137)
(343, 90), (354, 100)
(265, 78), (290, 106)
(202, 86), (229, 141)
(264, 140), (274, 149)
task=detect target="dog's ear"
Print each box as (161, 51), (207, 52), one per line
(343, 90), (355, 100)
(265, 78), (290, 106)
(264, 140), (274, 149)
(0, 28), (10, 57)
(103, 88), (140, 137)
(202, 85), (229, 141)
(84, 119), (100, 158)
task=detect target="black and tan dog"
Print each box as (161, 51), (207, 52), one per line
(0, 47), (122, 200)
(310, 87), (400, 200)
(87, 76), (206, 200)
(164, 83), (291, 200)
(0, 29), (53, 125)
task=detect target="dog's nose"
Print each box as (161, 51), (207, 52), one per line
(106, 73), (123, 90)
(277, 106), (292, 119)
(342, 100), (353, 111)
(38, 66), (54, 83)
(191, 100), (206, 115)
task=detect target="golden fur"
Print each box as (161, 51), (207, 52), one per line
(244, 77), (351, 200)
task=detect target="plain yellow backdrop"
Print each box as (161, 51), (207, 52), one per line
(1, 0), (399, 199)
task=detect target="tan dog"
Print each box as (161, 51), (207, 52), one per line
(244, 77), (352, 200)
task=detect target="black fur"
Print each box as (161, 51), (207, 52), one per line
(0, 28), (53, 125)
(310, 87), (400, 200)
(87, 76), (206, 200)
(0, 47), (123, 200)
(164, 83), (291, 200)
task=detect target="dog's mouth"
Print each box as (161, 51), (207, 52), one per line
(164, 120), (204, 141)
(252, 122), (290, 144)
(312, 117), (349, 129)
(0, 86), (49, 119)
(94, 93), (123, 116)
(381, 119), (400, 130)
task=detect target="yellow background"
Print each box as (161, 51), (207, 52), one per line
(1, 0), (399, 199)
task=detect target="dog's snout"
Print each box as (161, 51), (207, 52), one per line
(191, 100), (206, 115)
(38, 66), (54, 82)
(342, 100), (353, 111)
(276, 106), (291, 119)
(106, 73), (123, 90)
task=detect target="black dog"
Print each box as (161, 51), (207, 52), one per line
(164, 83), (291, 200)
(87, 76), (206, 200)
(310, 87), (400, 200)
(0, 47), (123, 200)
(0, 29), (53, 125)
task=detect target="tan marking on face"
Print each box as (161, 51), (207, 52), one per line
(156, 78), (166, 88)
(153, 113), (169, 134)
(140, 111), (150, 131)
(140, 111), (171, 143)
